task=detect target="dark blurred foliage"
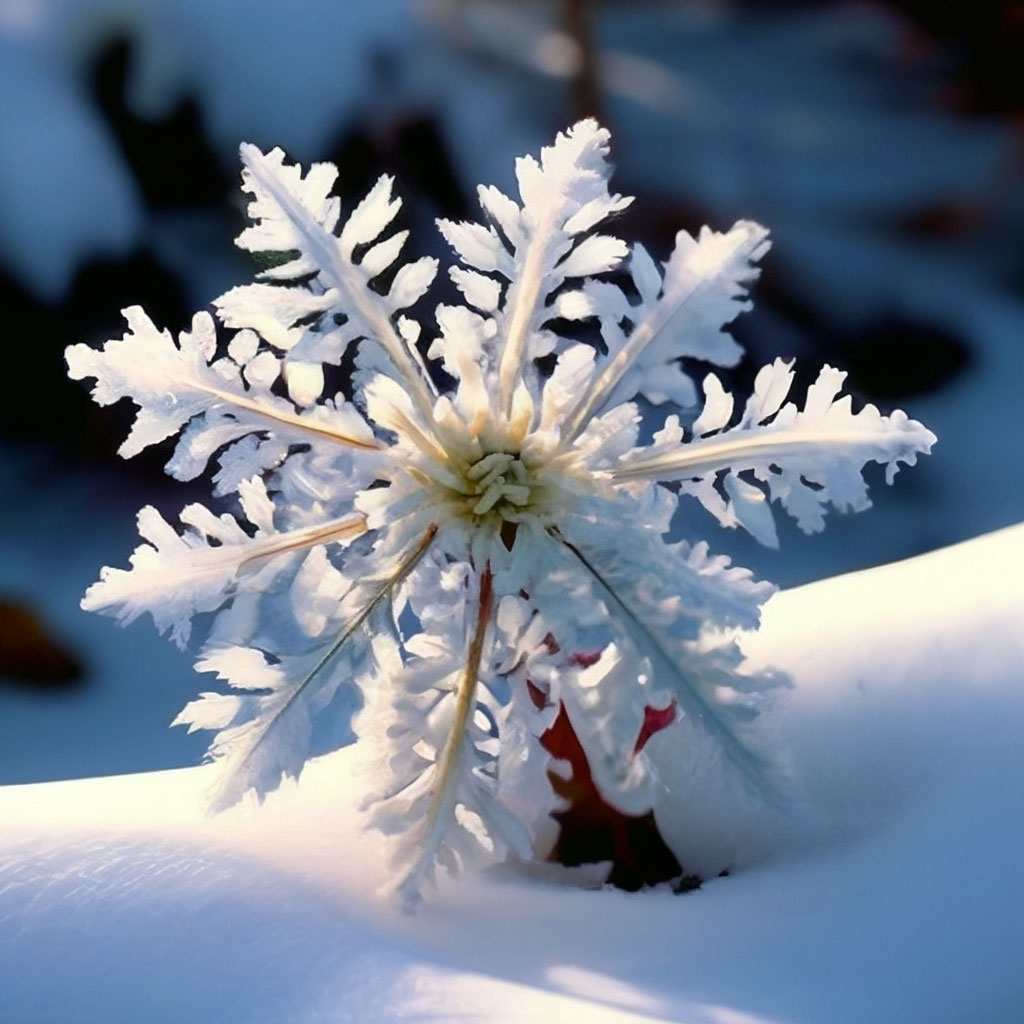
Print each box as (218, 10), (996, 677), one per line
(0, 599), (81, 688)
(557, 0), (1018, 410)
(722, 0), (1024, 115)
(887, 0), (1024, 115)
(0, 253), (188, 458)
(91, 37), (228, 207)
(564, 0), (1024, 115)
(323, 49), (469, 220)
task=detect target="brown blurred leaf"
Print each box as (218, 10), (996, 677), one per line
(0, 600), (83, 689)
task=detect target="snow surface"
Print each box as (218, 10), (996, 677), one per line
(2, 523), (1022, 1024)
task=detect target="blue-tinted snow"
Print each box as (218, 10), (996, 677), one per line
(1, 525), (1021, 1023)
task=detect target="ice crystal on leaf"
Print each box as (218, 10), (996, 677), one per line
(67, 122), (935, 908)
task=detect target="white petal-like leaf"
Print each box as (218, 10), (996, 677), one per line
(68, 307), (380, 486)
(561, 221), (771, 437)
(618, 360), (937, 540)
(440, 120), (632, 418)
(237, 144), (436, 416)
(82, 481), (365, 647)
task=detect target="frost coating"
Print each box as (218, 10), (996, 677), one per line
(67, 120), (936, 907)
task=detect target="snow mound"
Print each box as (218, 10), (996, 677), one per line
(1, 524), (1022, 1023)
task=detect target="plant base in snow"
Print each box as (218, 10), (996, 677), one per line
(543, 701), (686, 890)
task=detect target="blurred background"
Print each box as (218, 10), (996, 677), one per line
(1, 0), (1022, 784)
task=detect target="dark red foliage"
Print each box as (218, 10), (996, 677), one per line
(634, 700), (677, 754)
(541, 700), (685, 891)
(566, 649), (602, 668)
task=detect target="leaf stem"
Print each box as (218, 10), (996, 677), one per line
(562, 302), (666, 444)
(610, 428), (901, 483)
(399, 563), (494, 905)
(498, 249), (544, 418)
(195, 383), (385, 452)
(236, 513), (368, 572)
(430, 563), (493, 820)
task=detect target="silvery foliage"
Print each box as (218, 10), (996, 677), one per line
(67, 122), (935, 907)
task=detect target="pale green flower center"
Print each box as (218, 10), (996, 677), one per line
(462, 451), (533, 518)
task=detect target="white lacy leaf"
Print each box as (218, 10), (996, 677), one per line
(617, 359), (938, 540)
(558, 221), (771, 438)
(449, 266), (502, 313)
(539, 343), (597, 433)
(66, 307), (380, 488)
(82, 477), (366, 648)
(236, 146), (436, 416)
(425, 304), (496, 431)
(558, 644), (658, 816)
(178, 524), (440, 814)
(491, 596), (562, 850)
(437, 119), (632, 415)
(556, 512), (783, 797)
(178, 638), (363, 813)
(354, 571), (532, 910)
(214, 283), (336, 352)
(67, 307), (224, 459)
(356, 641), (531, 910)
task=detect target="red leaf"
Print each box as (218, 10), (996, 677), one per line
(541, 700), (684, 890)
(634, 700), (677, 754)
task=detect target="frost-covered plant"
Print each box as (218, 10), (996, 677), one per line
(67, 122), (935, 907)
